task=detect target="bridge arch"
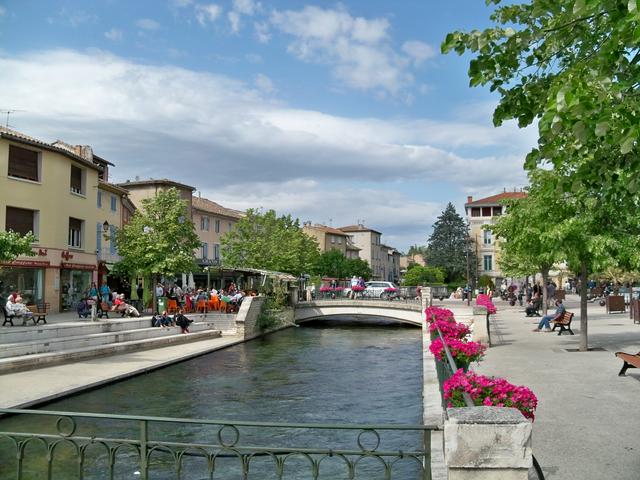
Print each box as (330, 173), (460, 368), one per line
(293, 301), (423, 327)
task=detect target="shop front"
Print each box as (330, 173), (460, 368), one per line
(0, 260), (47, 307)
(60, 262), (96, 311)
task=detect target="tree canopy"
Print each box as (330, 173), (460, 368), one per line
(401, 264), (445, 286)
(311, 249), (372, 280)
(221, 209), (320, 275)
(426, 203), (474, 283)
(0, 231), (36, 264)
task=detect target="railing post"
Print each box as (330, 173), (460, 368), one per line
(139, 420), (149, 480)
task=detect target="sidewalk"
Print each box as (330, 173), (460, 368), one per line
(456, 295), (640, 480)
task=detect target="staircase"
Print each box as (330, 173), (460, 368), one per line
(0, 316), (234, 373)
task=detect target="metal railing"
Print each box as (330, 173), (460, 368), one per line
(0, 408), (439, 480)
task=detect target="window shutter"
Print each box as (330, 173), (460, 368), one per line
(110, 225), (117, 255)
(96, 223), (102, 257)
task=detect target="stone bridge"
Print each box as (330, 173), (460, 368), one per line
(293, 300), (423, 326)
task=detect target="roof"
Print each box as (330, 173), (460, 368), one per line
(345, 243), (361, 251)
(92, 154), (115, 167)
(117, 178), (196, 191)
(303, 224), (350, 236)
(192, 196), (244, 219)
(465, 192), (527, 206)
(338, 224), (382, 234)
(98, 180), (130, 195)
(0, 126), (101, 171)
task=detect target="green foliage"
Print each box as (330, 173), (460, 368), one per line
(114, 188), (201, 277)
(221, 209), (320, 275)
(402, 264), (445, 286)
(0, 231), (36, 263)
(407, 244), (428, 256)
(478, 275), (495, 289)
(426, 203), (475, 282)
(311, 249), (372, 279)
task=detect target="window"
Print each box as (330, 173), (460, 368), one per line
(483, 230), (492, 245)
(492, 206), (502, 216)
(481, 207), (492, 217)
(110, 195), (117, 212)
(215, 219), (220, 233)
(214, 243), (220, 260)
(97, 191), (102, 208)
(337, 237), (342, 244)
(6, 206), (38, 238)
(201, 242), (209, 259)
(331, 236), (336, 244)
(483, 255), (493, 272)
(70, 165), (85, 194)
(96, 223), (102, 258)
(228, 222), (232, 231)
(201, 216), (210, 231)
(471, 207), (481, 217)
(69, 218), (83, 248)
(109, 225), (117, 255)
(8, 145), (40, 182)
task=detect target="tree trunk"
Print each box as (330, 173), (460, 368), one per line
(152, 273), (158, 315)
(580, 261), (588, 352)
(541, 267), (549, 316)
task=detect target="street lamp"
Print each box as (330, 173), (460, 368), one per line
(102, 220), (110, 232)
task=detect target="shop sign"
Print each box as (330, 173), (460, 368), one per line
(61, 250), (75, 261)
(1, 260), (51, 268)
(61, 262), (96, 271)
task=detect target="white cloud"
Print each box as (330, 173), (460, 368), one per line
(0, 49), (533, 249)
(228, 11), (240, 33)
(269, 6), (433, 97)
(232, 0), (260, 16)
(171, 0), (194, 7)
(49, 9), (98, 27)
(104, 28), (123, 41)
(254, 21), (270, 43)
(402, 40), (435, 66)
(136, 18), (160, 30)
(254, 73), (275, 94)
(195, 3), (222, 25)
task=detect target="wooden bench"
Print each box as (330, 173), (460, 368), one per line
(551, 311), (575, 335)
(2, 306), (17, 326)
(615, 351), (640, 376)
(27, 302), (49, 325)
(98, 302), (111, 319)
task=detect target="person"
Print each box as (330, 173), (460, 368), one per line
(77, 298), (91, 318)
(155, 283), (164, 298)
(174, 309), (192, 333)
(5, 292), (34, 320)
(547, 282), (556, 307)
(533, 299), (565, 332)
(100, 282), (111, 305)
(88, 282), (99, 301)
(153, 310), (173, 328)
(136, 282), (144, 301)
(350, 275), (358, 299)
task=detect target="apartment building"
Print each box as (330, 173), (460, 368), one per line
(338, 224), (386, 280)
(192, 196), (244, 267)
(302, 223), (350, 255)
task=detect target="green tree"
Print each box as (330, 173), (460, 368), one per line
(114, 188), (201, 310)
(426, 203), (475, 283)
(0, 231), (36, 263)
(407, 244), (427, 256)
(221, 209), (320, 275)
(401, 264), (445, 286)
(312, 250), (372, 279)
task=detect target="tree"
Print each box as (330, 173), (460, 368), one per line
(0, 231), (36, 263)
(401, 264), (445, 286)
(114, 188), (201, 310)
(407, 244), (428, 256)
(426, 203), (475, 283)
(312, 250), (372, 280)
(221, 209), (320, 275)
(442, 0), (640, 209)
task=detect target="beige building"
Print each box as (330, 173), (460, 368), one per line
(380, 244), (401, 284)
(192, 196), (244, 267)
(464, 191), (527, 285)
(339, 224), (386, 280)
(302, 223), (350, 255)
(0, 127), (119, 312)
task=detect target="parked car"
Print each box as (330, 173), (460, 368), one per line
(365, 281), (399, 299)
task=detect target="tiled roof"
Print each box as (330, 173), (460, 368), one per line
(465, 192), (527, 206)
(192, 196), (244, 219)
(117, 178), (196, 191)
(304, 224), (350, 236)
(338, 224), (382, 234)
(99, 180), (129, 195)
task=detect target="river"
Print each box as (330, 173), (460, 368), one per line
(0, 319), (423, 479)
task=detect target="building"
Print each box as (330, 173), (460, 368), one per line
(464, 191), (527, 286)
(380, 244), (401, 283)
(0, 127), (121, 312)
(192, 195), (244, 268)
(338, 224), (386, 280)
(302, 223), (351, 255)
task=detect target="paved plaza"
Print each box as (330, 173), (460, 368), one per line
(446, 295), (640, 480)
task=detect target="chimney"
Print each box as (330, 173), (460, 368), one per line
(467, 196), (473, 203)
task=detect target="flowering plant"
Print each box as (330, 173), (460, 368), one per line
(428, 319), (470, 339)
(476, 294), (497, 314)
(333, 286), (344, 292)
(319, 286), (332, 293)
(351, 285), (365, 292)
(443, 369), (538, 420)
(424, 306), (455, 323)
(429, 337), (486, 364)
(384, 287), (398, 292)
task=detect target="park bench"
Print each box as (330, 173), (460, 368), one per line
(98, 302), (110, 319)
(2, 305), (36, 326)
(27, 302), (49, 325)
(551, 311), (575, 336)
(615, 351), (640, 376)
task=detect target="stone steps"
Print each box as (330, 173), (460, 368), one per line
(0, 329), (222, 373)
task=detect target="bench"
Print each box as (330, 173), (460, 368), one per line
(551, 311), (575, 335)
(98, 302), (110, 319)
(2, 305), (36, 326)
(615, 351), (640, 376)
(27, 302), (49, 324)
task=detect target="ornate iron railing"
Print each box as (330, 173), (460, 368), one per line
(0, 408), (438, 479)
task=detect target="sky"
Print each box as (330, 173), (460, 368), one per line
(0, 0), (535, 251)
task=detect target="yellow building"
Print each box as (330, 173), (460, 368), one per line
(0, 128), (106, 312)
(302, 223), (350, 255)
(192, 195), (244, 267)
(464, 191), (527, 285)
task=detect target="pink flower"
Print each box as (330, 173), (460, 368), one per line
(476, 294), (497, 314)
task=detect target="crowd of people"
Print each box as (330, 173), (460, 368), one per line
(157, 282), (249, 314)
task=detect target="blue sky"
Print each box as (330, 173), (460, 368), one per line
(0, 0), (534, 250)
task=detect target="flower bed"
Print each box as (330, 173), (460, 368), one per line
(443, 369), (538, 420)
(424, 306), (455, 323)
(351, 285), (365, 292)
(428, 319), (470, 339)
(429, 337), (486, 365)
(476, 294), (497, 314)
(384, 287), (398, 293)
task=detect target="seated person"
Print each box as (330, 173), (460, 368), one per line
(526, 294), (542, 316)
(5, 292), (34, 319)
(174, 309), (193, 333)
(533, 299), (565, 332)
(111, 293), (127, 313)
(77, 298), (91, 318)
(153, 310), (173, 327)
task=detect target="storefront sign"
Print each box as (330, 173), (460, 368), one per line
(61, 262), (96, 271)
(1, 260), (51, 268)
(61, 251), (74, 261)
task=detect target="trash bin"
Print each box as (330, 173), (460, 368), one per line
(157, 296), (167, 314)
